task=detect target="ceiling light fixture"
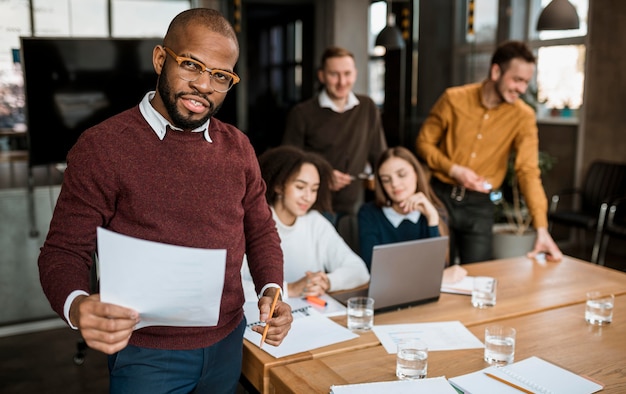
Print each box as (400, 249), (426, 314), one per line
(375, 1), (405, 50)
(536, 0), (580, 31)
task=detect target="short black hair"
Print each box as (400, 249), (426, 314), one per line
(490, 40), (535, 73)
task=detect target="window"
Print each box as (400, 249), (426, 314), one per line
(0, 0), (190, 136)
(532, 0), (587, 113)
(112, 0), (188, 38)
(368, 1), (387, 106)
(33, 0), (108, 36)
(466, 0), (498, 44)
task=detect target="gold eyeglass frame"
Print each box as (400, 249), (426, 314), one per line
(162, 46), (240, 92)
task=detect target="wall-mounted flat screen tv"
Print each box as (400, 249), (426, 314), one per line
(21, 37), (161, 167)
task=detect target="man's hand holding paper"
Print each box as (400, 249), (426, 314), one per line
(96, 227), (227, 330)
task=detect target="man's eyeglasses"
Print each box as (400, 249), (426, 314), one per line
(163, 46), (240, 93)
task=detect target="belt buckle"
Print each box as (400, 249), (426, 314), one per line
(450, 185), (466, 202)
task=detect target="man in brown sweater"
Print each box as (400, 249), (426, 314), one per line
(38, 9), (291, 393)
(283, 46), (387, 225)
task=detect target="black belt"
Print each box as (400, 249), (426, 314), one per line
(431, 177), (492, 203)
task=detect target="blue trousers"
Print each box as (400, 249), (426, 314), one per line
(108, 319), (246, 394)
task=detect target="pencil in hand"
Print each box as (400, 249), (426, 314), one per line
(260, 289), (281, 348)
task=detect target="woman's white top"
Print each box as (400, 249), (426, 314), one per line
(242, 208), (370, 299)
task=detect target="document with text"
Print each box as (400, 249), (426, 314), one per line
(373, 321), (484, 353)
(243, 302), (358, 358)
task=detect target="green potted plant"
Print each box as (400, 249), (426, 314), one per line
(492, 151), (556, 258)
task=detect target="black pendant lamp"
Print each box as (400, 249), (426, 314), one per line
(536, 0), (580, 31)
(375, 2), (405, 50)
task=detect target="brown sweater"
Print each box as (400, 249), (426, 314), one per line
(38, 106), (283, 350)
(283, 94), (387, 214)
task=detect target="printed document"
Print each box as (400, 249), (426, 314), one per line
(373, 321), (484, 353)
(243, 302), (358, 358)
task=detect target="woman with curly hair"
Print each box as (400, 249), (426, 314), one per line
(243, 145), (370, 299)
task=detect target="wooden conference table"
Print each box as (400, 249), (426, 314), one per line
(240, 255), (626, 393)
(270, 294), (626, 393)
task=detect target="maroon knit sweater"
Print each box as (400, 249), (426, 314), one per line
(38, 106), (283, 350)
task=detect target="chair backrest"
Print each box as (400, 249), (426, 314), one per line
(581, 161), (626, 213)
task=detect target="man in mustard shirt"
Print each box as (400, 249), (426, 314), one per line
(416, 40), (562, 264)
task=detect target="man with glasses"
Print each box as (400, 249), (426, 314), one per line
(38, 8), (292, 394)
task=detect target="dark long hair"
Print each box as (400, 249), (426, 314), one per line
(258, 146), (334, 213)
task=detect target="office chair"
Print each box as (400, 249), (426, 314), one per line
(548, 160), (626, 263)
(596, 197), (626, 266)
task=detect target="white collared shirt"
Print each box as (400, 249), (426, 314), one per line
(318, 89), (360, 113)
(382, 206), (421, 228)
(138, 91), (212, 143)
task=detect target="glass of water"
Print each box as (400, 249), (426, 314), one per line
(396, 339), (428, 380)
(346, 297), (374, 331)
(585, 291), (614, 325)
(472, 276), (497, 308)
(484, 325), (515, 366)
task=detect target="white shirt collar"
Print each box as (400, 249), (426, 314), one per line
(318, 89), (360, 113)
(382, 206), (421, 228)
(138, 91), (212, 143)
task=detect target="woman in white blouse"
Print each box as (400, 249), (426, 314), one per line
(242, 145), (370, 299)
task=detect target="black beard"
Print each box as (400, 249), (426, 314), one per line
(157, 68), (222, 130)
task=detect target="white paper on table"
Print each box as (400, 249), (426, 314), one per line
(441, 275), (474, 295)
(97, 227), (226, 330)
(285, 294), (346, 317)
(330, 376), (458, 394)
(373, 321), (484, 353)
(243, 302), (358, 358)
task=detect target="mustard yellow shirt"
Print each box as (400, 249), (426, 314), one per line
(416, 82), (548, 229)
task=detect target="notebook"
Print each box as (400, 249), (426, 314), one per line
(368, 236), (448, 313)
(448, 356), (604, 394)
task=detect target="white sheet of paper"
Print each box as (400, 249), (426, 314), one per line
(285, 294), (346, 317)
(373, 321), (484, 353)
(441, 275), (474, 295)
(97, 227), (227, 330)
(330, 376), (459, 394)
(243, 301), (358, 358)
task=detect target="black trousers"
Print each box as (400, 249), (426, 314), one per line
(432, 178), (495, 264)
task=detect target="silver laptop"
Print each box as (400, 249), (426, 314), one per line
(368, 236), (449, 313)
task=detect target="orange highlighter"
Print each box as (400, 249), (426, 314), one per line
(306, 295), (327, 307)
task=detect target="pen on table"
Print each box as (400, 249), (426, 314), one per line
(484, 372), (533, 394)
(306, 295), (327, 307)
(259, 290), (280, 348)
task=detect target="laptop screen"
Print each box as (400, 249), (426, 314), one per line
(368, 236), (449, 313)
